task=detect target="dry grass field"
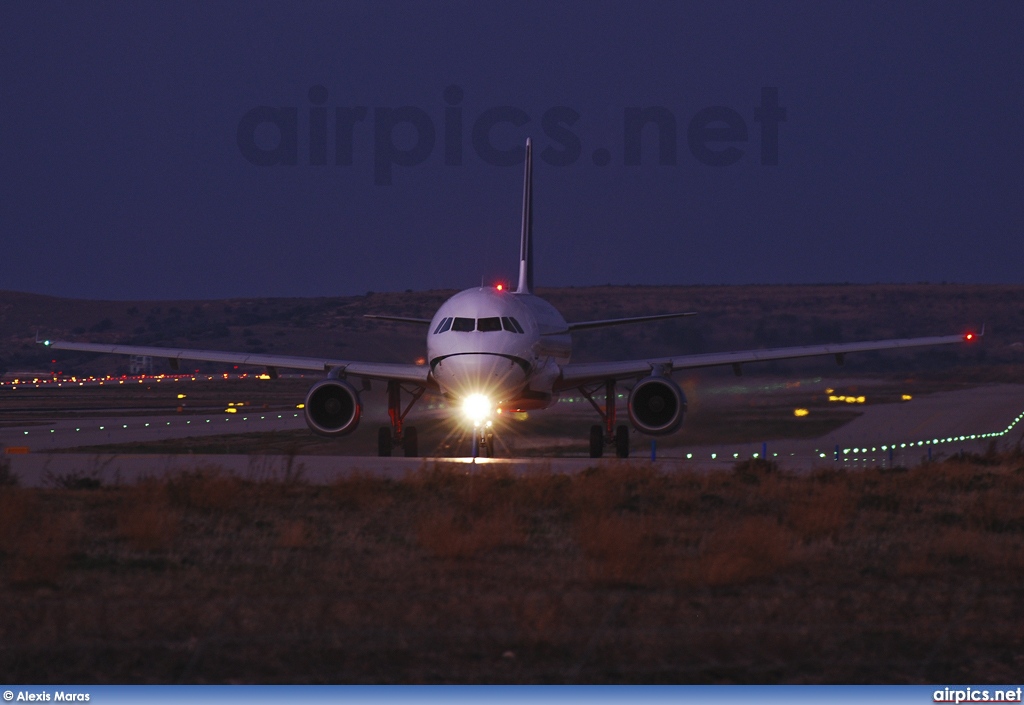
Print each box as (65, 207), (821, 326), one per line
(2, 452), (1023, 683)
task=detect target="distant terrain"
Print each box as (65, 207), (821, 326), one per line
(2, 284), (1020, 380)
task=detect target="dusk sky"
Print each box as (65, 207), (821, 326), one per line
(2, 2), (1022, 301)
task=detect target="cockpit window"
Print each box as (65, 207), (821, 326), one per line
(436, 316), (525, 334)
(477, 317), (502, 332)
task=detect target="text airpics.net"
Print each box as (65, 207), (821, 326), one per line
(935, 688), (1024, 703)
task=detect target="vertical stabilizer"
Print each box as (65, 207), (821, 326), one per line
(516, 138), (534, 294)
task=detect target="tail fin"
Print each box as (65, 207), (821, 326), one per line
(516, 138), (533, 294)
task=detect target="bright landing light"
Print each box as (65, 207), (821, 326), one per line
(462, 393), (493, 425)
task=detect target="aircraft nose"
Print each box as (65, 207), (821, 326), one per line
(432, 353), (529, 401)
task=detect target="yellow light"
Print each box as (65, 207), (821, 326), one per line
(794, 408), (809, 417)
(829, 395), (841, 402)
(225, 408), (237, 413)
(258, 374), (271, 380)
(825, 388), (834, 394)
(462, 393), (492, 425)
(856, 396), (865, 403)
(177, 393), (187, 399)
(901, 394), (913, 401)
(296, 403), (305, 409)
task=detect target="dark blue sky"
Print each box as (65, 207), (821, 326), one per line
(3, 2), (1022, 300)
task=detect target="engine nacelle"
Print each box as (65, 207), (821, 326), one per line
(304, 379), (361, 436)
(628, 376), (686, 436)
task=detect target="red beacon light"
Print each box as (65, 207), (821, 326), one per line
(964, 332), (975, 342)
(495, 283), (504, 292)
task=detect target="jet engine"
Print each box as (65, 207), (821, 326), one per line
(628, 376), (686, 435)
(304, 379), (361, 436)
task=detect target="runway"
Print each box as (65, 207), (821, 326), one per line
(3, 383), (1024, 487)
(685, 383), (1024, 469)
(1, 407), (308, 452)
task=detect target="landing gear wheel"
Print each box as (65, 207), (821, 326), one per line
(615, 424), (630, 459)
(589, 424), (604, 458)
(377, 427), (392, 457)
(403, 426), (418, 458)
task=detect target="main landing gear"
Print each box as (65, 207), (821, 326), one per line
(579, 379), (630, 459)
(378, 380), (425, 457)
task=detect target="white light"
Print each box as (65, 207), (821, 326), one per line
(462, 393), (492, 424)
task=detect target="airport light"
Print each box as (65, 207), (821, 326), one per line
(793, 408), (809, 417)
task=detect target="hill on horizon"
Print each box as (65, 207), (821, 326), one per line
(1, 284), (1019, 380)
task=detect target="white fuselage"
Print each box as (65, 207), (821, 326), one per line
(426, 287), (571, 411)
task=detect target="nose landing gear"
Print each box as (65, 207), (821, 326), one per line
(471, 423), (495, 458)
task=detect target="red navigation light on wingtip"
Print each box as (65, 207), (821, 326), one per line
(496, 283), (504, 292)
(964, 332), (975, 342)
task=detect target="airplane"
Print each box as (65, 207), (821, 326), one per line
(41, 138), (979, 458)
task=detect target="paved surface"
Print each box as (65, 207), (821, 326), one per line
(4, 384), (1024, 487)
(684, 383), (1024, 469)
(3, 453), (628, 487)
(1, 409), (308, 451)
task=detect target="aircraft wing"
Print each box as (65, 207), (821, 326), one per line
(40, 340), (431, 385)
(564, 311), (698, 332)
(362, 315), (433, 326)
(556, 331), (976, 391)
